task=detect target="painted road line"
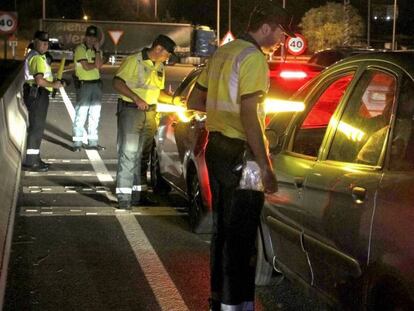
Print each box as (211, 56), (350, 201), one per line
(23, 186), (112, 194)
(117, 214), (189, 311)
(60, 87), (117, 202)
(24, 170), (117, 177)
(19, 206), (187, 217)
(44, 159), (118, 164)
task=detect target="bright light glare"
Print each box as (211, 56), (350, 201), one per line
(337, 121), (365, 142)
(156, 103), (186, 113)
(156, 103), (191, 122)
(264, 98), (305, 113)
(279, 71), (307, 79)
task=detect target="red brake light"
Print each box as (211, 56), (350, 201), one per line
(279, 70), (308, 79)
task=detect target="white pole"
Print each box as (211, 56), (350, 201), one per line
(367, 0), (371, 47)
(392, 0), (398, 50)
(42, 0), (46, 20)
(228, 0), (231, 32)
(217, 0), (220, 46)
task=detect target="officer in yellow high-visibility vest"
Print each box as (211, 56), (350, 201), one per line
(188, 2), (294, 309)
(22, 31), (63, 172)
(113, 35), (177, 209)
(72, 25), (104, 152)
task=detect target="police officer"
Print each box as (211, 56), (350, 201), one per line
(22, 31), (63, 172)
(72, 25), (104, 152)
(113, 35), (176, 209)
(188, 2), (293, 309)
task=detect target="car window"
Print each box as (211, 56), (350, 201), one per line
(308, 50), (344, 67)
(389, 78), (414, 170)
(291, 73), (355, 157)
(173, 68), (202, 102)
(328, 70), (397, 165)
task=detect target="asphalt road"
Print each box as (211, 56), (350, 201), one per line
(4, 64), (331, 311)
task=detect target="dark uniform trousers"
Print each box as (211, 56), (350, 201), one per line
(23, 83), (50, 166)
(116, 100), (157, 203)
(206, 132), (265, 308)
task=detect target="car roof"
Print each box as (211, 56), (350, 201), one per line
(333, 51), (414, 71)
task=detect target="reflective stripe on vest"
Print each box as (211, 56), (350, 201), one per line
(125, 53), (162, 91)
(206, 46), (258, 114)
(24, 49), (38, 81)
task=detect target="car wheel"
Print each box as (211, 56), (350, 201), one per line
(255, 228), (273, 286)
(188, 172), (212, 233)
(150, 145), (171, 194)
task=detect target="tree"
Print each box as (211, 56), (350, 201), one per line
(299, 2), (364, 52)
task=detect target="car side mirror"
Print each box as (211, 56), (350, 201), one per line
(265, 129), (283, 154)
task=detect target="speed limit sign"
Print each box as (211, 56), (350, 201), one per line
(285, 33), (307, 56)
(0, 11), (18, 35)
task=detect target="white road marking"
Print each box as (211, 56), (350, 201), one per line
(60, 87), (117, 201)
(19, 206), (187, 217)
(59, 88), (189, 309)
(117, 214), (189, 311)
(24, 171), (116, 177)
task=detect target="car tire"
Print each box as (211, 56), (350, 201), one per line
(150, 145), (171, 194)
(188, 172), (212, 233)
(255, 228), (274, 286)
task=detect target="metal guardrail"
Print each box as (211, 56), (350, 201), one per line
(0, 60), (28, 308)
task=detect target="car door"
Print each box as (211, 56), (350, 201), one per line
(264, 69), (357, 284)
(301, 67), (399, 298)
(157, 68), (202, 188)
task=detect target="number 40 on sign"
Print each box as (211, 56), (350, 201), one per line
(285, 33), (307, 56)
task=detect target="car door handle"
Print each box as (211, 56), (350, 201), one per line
(294, 177), (304, 188)
(352, 186), (366, 205)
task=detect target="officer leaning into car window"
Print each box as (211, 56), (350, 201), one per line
(72, 25), (104, 152)
(187, 2), (293, 310)
(112, 34), (177, 210)
(22, 30), (63, 172)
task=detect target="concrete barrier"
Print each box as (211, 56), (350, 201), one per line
(0, 60), (28, 308)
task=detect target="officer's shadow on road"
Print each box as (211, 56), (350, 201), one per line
(44, 122), (74, 151)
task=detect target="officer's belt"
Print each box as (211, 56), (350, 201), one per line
(118, 99), (157, 111)
(79, 79), (101, 84)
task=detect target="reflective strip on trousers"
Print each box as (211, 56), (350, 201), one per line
(116, 187), (132, 194)
(221, 301), (254, 311)
(26, 149), (40, 155)
(132, 185), (148, 191)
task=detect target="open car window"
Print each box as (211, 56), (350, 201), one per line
(328, 70), (397, 165)
(291, 72), (355, 157)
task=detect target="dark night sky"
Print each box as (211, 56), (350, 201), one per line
(1, 0), (413, 37)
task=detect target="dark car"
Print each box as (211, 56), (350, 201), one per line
(307, 46), (384, 68)
(260, 51), (414, 309)
(151, 61), (325, 234)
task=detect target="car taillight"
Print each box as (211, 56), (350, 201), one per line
(279, 70), (308, 79)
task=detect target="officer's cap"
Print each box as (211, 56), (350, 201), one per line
(153, 35), (177, 54)
(248, 1), (295, 37)
(85, 25), (99, 38)
(34, 31), (49, 42)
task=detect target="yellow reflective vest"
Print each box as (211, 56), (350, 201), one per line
(26, 52), (54, 92)
(115, 50), (165, 105)
(197, 38), (269, 141)
(74, 43), (100, 81)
